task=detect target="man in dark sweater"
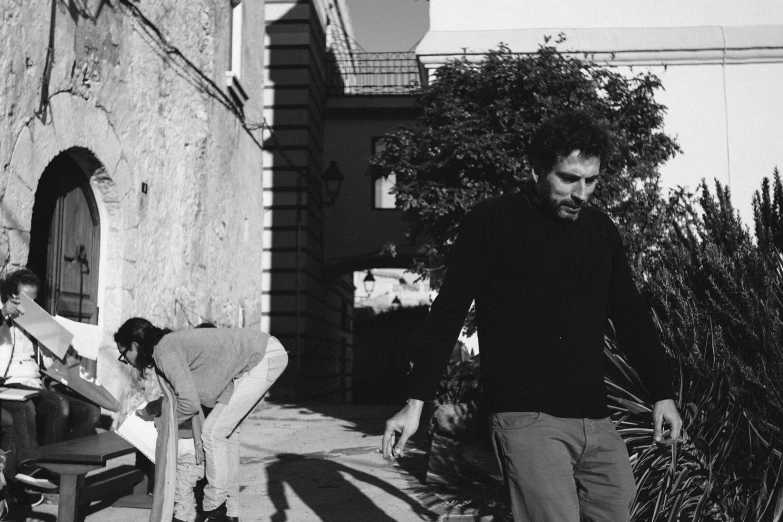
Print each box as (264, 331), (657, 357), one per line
(382, 111), (682, 521)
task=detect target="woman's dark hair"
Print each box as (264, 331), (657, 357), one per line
(529, 111), (613, 177)
(1, 269), (41, 301)
(114, 317), (172, 374)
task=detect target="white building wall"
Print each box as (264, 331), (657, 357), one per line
(650, 62), (783, 225)
(429, 0), (783, 30)
(420, 1), (783, 227)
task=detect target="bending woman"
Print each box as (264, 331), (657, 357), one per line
(114, 318), (288, 522)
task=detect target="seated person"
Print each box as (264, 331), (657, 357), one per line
(0, 393), (44, 506)
(0, 271), (50, 496)
(0, 269), (101, 488)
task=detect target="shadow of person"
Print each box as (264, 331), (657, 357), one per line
(4, 505), (57, 522)
(267, 453), (436, 522)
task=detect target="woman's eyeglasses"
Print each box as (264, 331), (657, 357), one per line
(118, 346), (131, 365)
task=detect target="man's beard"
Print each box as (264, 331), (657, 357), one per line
(552, 200), (582, 222)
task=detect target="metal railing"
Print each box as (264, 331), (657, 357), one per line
(327, 52), (420, 96)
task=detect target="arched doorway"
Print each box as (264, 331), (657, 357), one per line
(28, 151), (101, 324)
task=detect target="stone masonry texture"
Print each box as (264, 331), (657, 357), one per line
(0, 0), (267, 335)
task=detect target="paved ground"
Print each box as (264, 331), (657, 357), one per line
(6, 402), (510, 521)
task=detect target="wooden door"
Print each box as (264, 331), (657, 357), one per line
(30, 153), (100, 324)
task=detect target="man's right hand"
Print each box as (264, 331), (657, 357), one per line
(382, 398), (424, 461)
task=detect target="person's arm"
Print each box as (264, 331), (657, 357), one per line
(383, 205), (493, 460)
(136, 397), (163, 421)
(605, 218), (681, 444)
(407, 205), (494, 400)
(154, 348), (201, 422)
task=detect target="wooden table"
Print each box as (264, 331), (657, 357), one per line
(22, 431), (152, 522)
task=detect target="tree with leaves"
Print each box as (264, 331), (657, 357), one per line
(369, 40), (680, 280)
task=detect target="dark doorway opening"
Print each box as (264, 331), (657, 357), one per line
(28, 151), (101, 324)
(352, 305), (429, 404)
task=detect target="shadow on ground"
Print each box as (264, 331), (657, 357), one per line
(267, 401), (404, 438)
(242, 401), (513, 521)
(393, 438), (513, 522)
(3, 504), (57, 522)
(266, 453), (438, 522)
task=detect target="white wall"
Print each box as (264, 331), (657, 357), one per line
(650, 63), (783, 226)
(421, 0), (783, 228)
(430, 0), (783, 31)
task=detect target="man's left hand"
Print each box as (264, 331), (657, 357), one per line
(652, 399), (682, 445)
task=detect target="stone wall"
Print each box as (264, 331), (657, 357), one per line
(0, 0), (267, 336)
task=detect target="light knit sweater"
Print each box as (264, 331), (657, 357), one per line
(153, 328), (272, 422)
(0, 320), (43, 388)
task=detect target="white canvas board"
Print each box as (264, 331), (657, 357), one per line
(13, 293), (72, 360)
(53, 315), (103, 360)
(116, 402), (158, 463)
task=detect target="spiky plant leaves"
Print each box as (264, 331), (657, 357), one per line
(772, 484), (783, 522)
(754, 168), (783, 254)
(606, 326), (783, 521)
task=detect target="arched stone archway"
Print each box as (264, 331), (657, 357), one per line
(323, 254), (419, 279)
(3, 93), (128, 331)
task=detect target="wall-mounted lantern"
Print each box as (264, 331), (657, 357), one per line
(363, 270), (375, 296)
(322, 160), (344, 206)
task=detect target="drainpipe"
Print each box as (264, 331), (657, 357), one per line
(719, 26), (731, 188)
(37, 0), (57, 121)
(296, 168), (303, 382)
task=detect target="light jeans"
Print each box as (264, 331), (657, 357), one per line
(174, 438), (204, 522)
(202, 337), (288, 513)
(491, 412), (636, 522)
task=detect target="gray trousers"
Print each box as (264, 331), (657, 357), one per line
(174, 438), (204, 522)
(491, 412), (636, 522)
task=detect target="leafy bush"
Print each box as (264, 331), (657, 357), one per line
(433, 350), (481, 406)
(754, 167), (783, 254)
(429, 348), (486, 442)
(617, 178), (783, 521)
(645, 181), (783, 428)
(607, 332), (783, 522)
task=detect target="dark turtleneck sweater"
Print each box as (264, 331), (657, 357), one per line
(407, 188), (674, 418)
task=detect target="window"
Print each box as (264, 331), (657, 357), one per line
(230, 0), (243, 78)
(225, 0), (248, 107)
(372, 137), (398, 210)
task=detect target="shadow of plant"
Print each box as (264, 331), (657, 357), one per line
(393, 438), (512, 521)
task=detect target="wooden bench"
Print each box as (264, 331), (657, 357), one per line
(22, 431), (153, 522)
